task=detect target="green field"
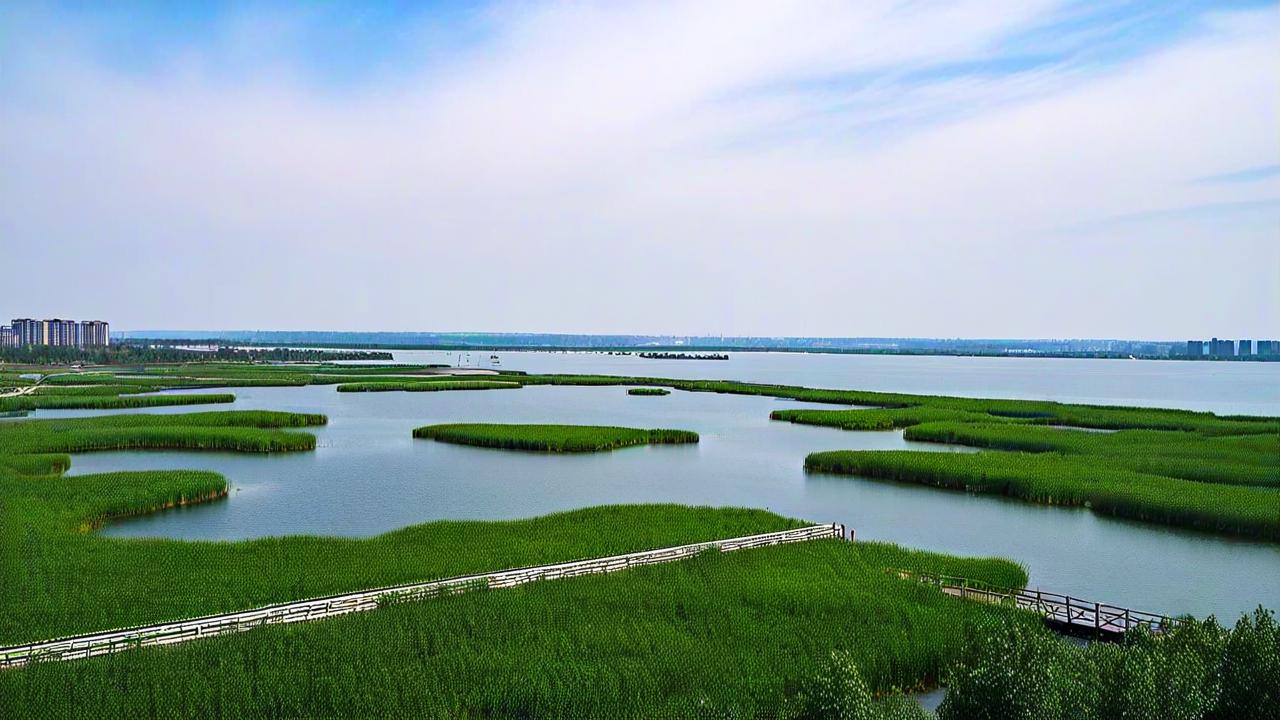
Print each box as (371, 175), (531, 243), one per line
(0, 538), (1027, 719)
(414, 423), (700, 452)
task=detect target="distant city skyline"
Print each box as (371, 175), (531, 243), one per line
(3, 317), (110, 348)
(2, 1), (1277, 337)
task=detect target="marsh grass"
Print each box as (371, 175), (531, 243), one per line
(0, 393), (237, 412)
(0, 537), (1029, 718)
(414, 423), (699, 452)
(627, 387), (671, 396)
(902, 421), (1279, 488)
(805, 450), (1280, 540)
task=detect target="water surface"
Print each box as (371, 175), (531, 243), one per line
(404, 350), (1280, 416)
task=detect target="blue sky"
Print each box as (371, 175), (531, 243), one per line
(2, 1), (1277, 337)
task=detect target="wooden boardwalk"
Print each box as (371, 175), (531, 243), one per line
(0, 523), (845, 669)
(897, 570), (1185, 639)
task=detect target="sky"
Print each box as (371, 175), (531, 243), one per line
(1, 0), (1277, 338)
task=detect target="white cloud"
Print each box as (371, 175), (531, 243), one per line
(1, 1), (1276, 336)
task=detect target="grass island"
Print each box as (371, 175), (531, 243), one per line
(412, 423), (699, 452)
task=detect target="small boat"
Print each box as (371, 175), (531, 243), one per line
(490, 354), (500, 365)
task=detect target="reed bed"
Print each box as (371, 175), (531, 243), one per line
(0, 539), (1028, 718)
(0, 453), (70, 476)
(0, 411), (327, 456)
(31, 384), (153, 396)
(771, 406), (997, 430)
(0, 499), (830, 645)
(627, 387), (671, 396)
(44, 373), (310, 389)
(804, 450), (1280, 540)
(414, 423), (699, 452)
(902, 421), (1279, 488)
(335, 380), (519, 392)
(0, 393), (236, 412)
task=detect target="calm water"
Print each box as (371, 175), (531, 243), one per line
(36, 353), (1280, 620)
(399, 350), (1280, 416)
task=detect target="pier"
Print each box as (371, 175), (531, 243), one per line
(896, 569), (1186, 639)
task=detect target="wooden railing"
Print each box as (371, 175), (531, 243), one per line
(895, 569), (1185, 637)
(0, 523), (845, 669)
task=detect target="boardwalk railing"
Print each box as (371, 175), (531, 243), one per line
(0, 523), (844, 669)
(894, 569), (1185, 637)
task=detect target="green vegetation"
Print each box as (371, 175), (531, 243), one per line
(31, 384), (153, 395)
(41, 372), (309, 388)
(0, 411), (326, 458)
(902, 421), (1279, 488)
(804, 451), (1280, 540)
(414, 423), (700, 452)
(0, 392), (236, 412)
(750, 376), (1280, 540)
(0, 538), (1027, 718)
(336, 380), (519, 392)
(773, 406), (996, 430)
(628, 387), (671, 396)
(938, 610), (1279, 720)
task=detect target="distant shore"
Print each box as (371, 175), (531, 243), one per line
(112, 337), (1280, 362)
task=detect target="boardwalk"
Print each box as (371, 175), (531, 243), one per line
(898, 570), (1184, 639)
(0, 523), (844, 669)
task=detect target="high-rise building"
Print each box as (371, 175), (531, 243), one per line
(11, 319), (40, 347)
(45, 319), (80, 347)
(0, 326), (15, 348)
(1237, 340), (1253, 357)
(1185, 340), (1203, 357)
(1258, 340), (1278, 357)
(79, 320), (110, 346)
(8, 317), (111, 348)
(1209, 338), (1235, 358)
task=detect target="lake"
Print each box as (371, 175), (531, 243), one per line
(38, 351), (1280, 620)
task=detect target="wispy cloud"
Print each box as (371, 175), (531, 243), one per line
(1, 1), (1276, 336)
(1195, 164), (1280, 184)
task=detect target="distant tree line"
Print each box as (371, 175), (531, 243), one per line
(0, 343), (392, 366)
